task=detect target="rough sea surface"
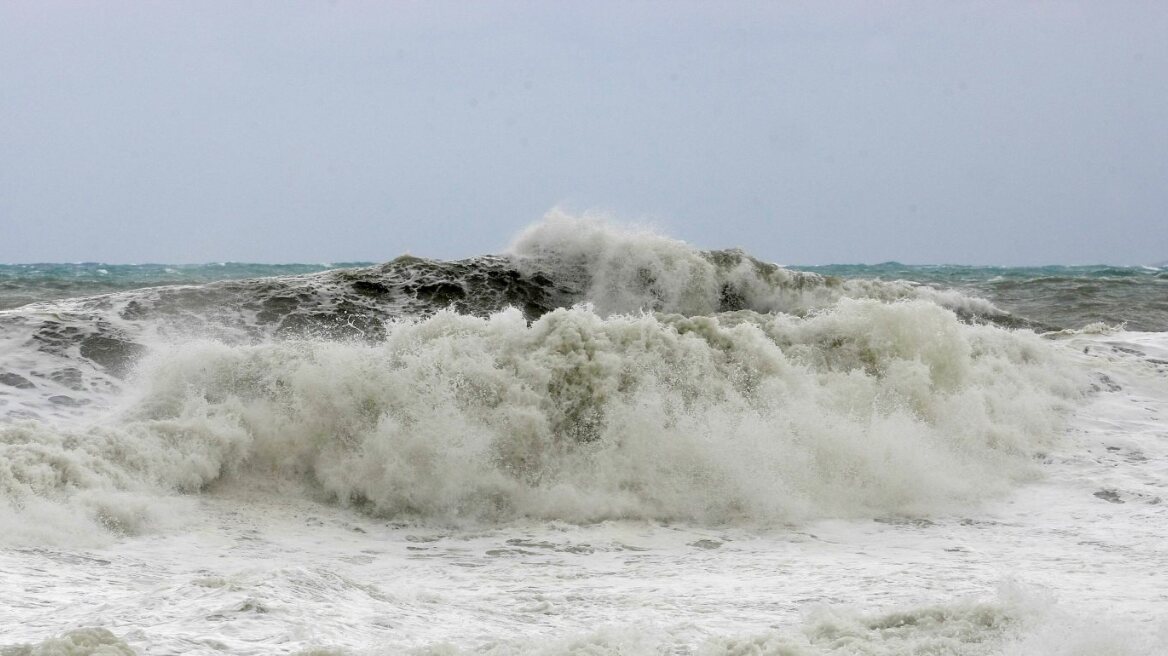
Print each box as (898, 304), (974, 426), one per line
(2, 214), (1166, 654)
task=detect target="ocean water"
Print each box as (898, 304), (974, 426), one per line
(1, 214), (1166, 654)
(0, 263), (372, 313)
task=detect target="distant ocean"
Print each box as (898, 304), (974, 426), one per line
(2, 215), (1166, 654)
(0, 262), (371, 311)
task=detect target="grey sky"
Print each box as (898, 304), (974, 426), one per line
(2, 1), (1166, 265)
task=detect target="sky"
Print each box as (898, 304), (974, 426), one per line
(1, 1), (1166, 266)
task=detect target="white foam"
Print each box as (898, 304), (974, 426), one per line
(0, 627), (135, 656)
(2, 299), (1081, 540)
(410, 584), (1160, 655)
(508, 211), (728, 316)
(508, 211), (1009, 320)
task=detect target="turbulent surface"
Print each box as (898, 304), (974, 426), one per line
(804, 262), (1168, 332)
(2, 327), (1166, 653)
(1, 214), (1165, 654)
(0, 263), (370, 312)
(0, 301), (1079, 536)
(0, 216), (1079, 532)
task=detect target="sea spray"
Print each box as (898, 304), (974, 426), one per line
(1, 298), (1081, 536)
(508, 211), (1007, 319)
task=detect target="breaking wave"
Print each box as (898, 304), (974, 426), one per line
(0, 214), (1083, 539)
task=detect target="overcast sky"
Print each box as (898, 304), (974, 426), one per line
(2, 1), (1166, 265)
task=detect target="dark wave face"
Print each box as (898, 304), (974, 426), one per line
(5, 257), (1163, 335)
(5, 222), (1048, 415)
(0, 248), (856, 418)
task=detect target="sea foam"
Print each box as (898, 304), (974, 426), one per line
(1, 297), (1081, 537)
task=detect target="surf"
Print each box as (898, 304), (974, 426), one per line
(0, 215), (1085, 541)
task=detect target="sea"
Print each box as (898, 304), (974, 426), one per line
(1, 215), (1166, 655)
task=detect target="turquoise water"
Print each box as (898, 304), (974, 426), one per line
(801, 263), (1168, 332)
(0, 262), (371, 311)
